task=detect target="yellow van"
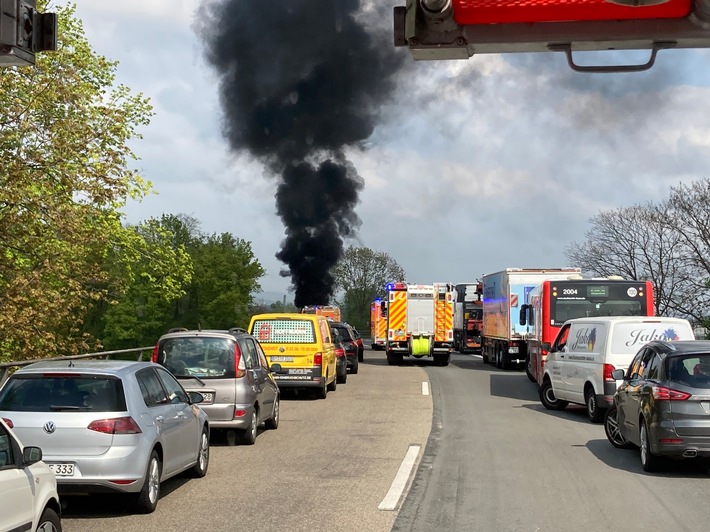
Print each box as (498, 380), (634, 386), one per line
(248, 313), (337, 399)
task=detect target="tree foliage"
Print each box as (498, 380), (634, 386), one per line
(0, 3), (155, 360)
(565, 179), (710, 325)
(332, 247), (406, 330)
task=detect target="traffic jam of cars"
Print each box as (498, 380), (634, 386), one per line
(0, 311), (365, 531)
(3, 284), (710, 532)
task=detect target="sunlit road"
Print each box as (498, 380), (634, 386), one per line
(393, 353), (710, 532)
(58, 349), (710, 532)
(61, 349), (431, 532)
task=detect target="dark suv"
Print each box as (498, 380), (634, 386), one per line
(152, 328), (280, 446)
(329, 322), (360, 374)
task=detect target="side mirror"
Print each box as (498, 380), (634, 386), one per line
(270, 363), (283, 374)
(187, 391), (205, 404)
(611, 369), (625, 380)
(519, 304), (528, 326)
(22, 446), (42, 467)
(541, 342), (551, 352)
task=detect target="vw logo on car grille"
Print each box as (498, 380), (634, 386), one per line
(279, 346), (285, 352)
(43, 421), (56, 434)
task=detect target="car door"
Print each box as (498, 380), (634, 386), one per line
(625, 349), (659, 438)
(0, 423), (33, 532)
(135, 367), (183, 476)
(154, 367), (200, 469)
(549, 324), (571, 400)
(616, 350), (646, 445)
(254, 340), (278, 420)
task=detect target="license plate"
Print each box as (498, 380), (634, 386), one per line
(200, 392), (215, 404)
(271, 356), (293, 362)
(48, 463), (74, 476)
(289, 369), (307, 374)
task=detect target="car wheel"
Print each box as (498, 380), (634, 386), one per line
(350, 359), (359, 374)
(240, 410), (258, 445)
(36, 507), (61, 532)
(337, 370), (347, 384)
(135, 450), (161, 513)
(640, 419), (662, 472)
(525, 357), (535, 382)
(315, 378), (328, 399)
(539, 380), (569, 411)
(604, 406), (635, 450)
(327, 372), (337, 392)
(585, 387), (604, 423)
(188, 425), (210, 478)
(265, 395), (280, 430)
(358, 349), (364, 362)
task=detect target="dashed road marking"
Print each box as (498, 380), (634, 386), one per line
(379, 444), (422, 511)
(421, 381), (430, 396)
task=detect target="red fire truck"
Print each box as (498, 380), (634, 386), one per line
(520, 277), (654, 386)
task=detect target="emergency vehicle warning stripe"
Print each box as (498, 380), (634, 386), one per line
(388, 291), (407, 341)
(434, 297), (453, 342)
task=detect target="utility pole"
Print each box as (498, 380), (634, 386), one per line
(0, 0), (57, 67)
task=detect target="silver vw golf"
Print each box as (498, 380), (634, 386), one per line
(0, 360), (210, 513)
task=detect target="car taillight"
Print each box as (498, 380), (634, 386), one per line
(653, 387), (691, 401)
(234, 409), (246, 418)
(235, 343), (246, 378)
(88, 416), (142, 434)
(2, 418), (13, 428)
(541, 350), (548, 368)
(603, 364), (616, 382)
(314, 352), (323, 366)
(151, 343), (159, 363)
(335, 347), (345, 357)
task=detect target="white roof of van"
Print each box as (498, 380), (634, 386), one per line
(563, 316), (690, 325)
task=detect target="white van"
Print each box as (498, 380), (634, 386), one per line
(538, 316), (695, 422)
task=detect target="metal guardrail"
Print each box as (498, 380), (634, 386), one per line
(0, 346), (154, 386)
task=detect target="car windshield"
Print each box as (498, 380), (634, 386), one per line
(666, 354), (710, 388)
(156, 337), (236, 378)
(0, 374), (127, 412)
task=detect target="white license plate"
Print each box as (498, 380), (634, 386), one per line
(508, 347), (519, 354)
(200, 392), (215, 403)
(271, 356), (293, 362)
(289, 369), (307, 374)
(48, 463), (74, 476)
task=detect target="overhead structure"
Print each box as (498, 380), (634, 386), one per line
(394, 0), (710, 72)
(0, 0), (57, 67)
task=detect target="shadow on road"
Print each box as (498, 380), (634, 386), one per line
(489, 373), (540, 402)
(521, 401), (592, 424)
(586, 438), (710, 477)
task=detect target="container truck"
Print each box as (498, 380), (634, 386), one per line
(481, 268), (581, 370)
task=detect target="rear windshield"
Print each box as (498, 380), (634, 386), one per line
(156, 337), (237, 378)
(252, 319), (316, 344)
(667, 354), (710, 388)
(0, 375), (127, 412)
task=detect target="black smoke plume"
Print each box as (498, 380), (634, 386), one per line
(196, 0), (404, 307)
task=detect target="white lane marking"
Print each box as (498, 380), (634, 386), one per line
(379, 444), (421, 511)
(421, 381), (430, 396)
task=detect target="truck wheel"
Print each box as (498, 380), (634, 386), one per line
(539, 379), (568, 411)
(482, 354), (489, 364)
(386, 352), (396, 366)
(495, 350), (502, 369)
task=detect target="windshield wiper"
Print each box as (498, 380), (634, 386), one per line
(49, 405), (84, 411)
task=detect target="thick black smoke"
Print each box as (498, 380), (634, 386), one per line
(196, 0), (404, 307)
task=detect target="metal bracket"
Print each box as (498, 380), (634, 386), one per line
(548, 41), (677, 73)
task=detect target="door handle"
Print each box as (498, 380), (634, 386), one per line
(155, 416), (164, 424)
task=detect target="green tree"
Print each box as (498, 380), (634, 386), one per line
(0, 3), (155, 361)
(332, 247), (406, 331)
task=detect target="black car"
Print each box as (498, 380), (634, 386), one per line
(331, 330), (348, 385)
(330, 322), (359, 374)
(604, 340), (710, 472)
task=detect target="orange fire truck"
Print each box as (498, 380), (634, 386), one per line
(385, 282), (454, 366)
(301, 305), (341, 322)
(370, 298), (387, 351)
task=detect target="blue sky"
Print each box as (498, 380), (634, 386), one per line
(60, 1), (710, 302)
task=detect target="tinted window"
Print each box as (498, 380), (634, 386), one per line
(627, 351), (645, 380)
(239, 338), (259, 369)
(643, 354), (661, 380)
(155, 368), (189, 404)
(252, 319), (316, 344)
(136, 368), (169, 407)
(0, 375), (126, 412)
(0, 424), (13, 468)
(667, 354), (710, 387)
(158, 337), (236, 379)
(255, 341), (269, 368)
